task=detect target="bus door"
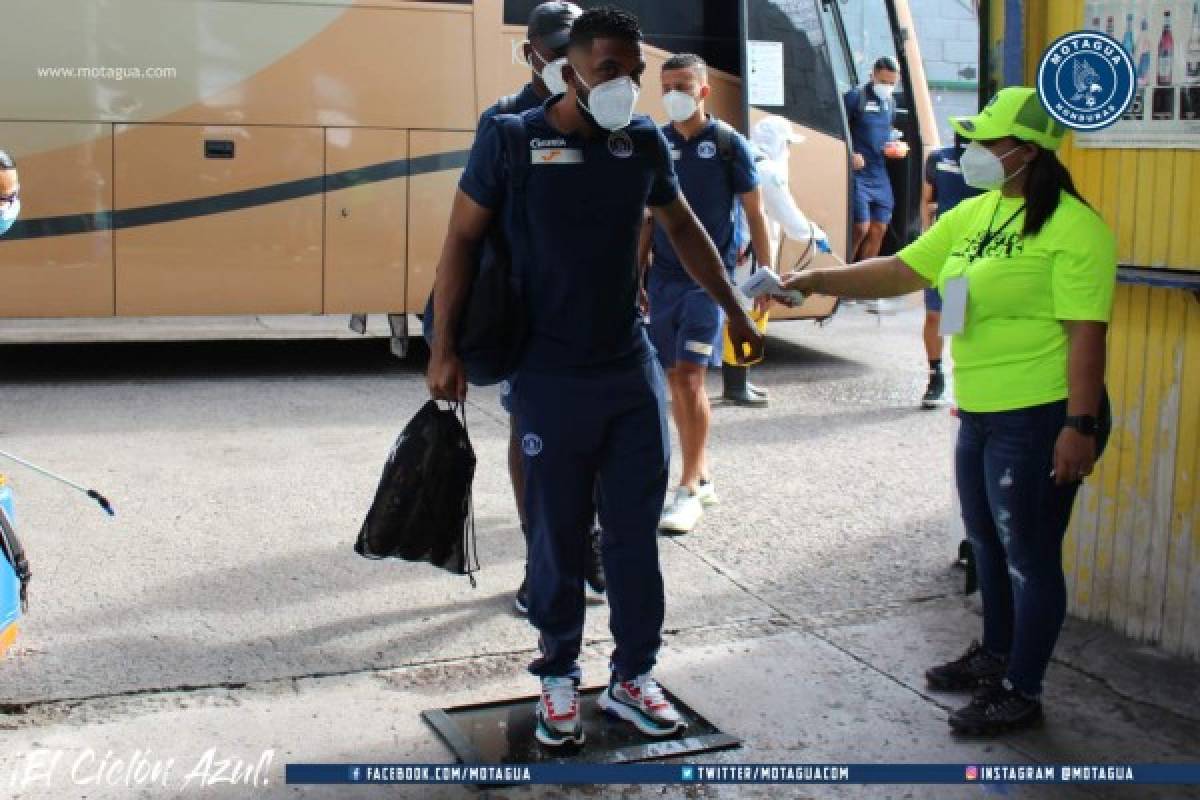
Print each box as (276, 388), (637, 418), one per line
(829, 0), (930, 255)
(741, 0), (856, 321)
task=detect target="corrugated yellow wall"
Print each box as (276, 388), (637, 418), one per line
(1021, 0), (1200, 658)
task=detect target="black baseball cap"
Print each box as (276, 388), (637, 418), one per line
(527, 2), (582, 50)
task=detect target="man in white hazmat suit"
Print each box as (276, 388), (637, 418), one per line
(720, 116), (830, 399)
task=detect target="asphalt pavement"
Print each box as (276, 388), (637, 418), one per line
(0, 303), (1196, 799)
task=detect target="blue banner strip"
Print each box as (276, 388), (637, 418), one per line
(285, 763), (1200, 785)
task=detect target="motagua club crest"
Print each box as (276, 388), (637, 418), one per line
(1037, 30), (1136, 131)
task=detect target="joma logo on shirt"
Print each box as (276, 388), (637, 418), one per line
(530, 148), (584, 165)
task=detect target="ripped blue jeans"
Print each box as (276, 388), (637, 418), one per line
(955, 398), (1109, 698)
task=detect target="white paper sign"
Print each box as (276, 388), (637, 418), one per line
(748, 40), (786, 107)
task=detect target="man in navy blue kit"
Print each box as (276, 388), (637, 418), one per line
(844, 56), (907, 263)
(642, 53), (774, 535)
(427, 8), (762, 748)
(477, 1), (605, 619)
(919, 132), (981, 408)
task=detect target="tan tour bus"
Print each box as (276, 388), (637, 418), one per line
(0, 0), (938, 352)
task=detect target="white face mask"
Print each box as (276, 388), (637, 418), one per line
(662, 89), (699, 122)
(576, 73), (639, 131)
(872, 82), (896, 101)
(960, 141), (1027, 190)
(0, 197), (19, 237)
(531, 48), (569, 96)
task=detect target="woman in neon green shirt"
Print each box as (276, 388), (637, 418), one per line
(782, 87), (1115, 736)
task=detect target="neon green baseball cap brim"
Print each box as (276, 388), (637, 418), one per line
(951, 87), (1068, 151)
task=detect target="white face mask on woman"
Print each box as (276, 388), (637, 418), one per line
(531, 48), (569, 96)
(959, 141), (1028, 190)
(575, 73), (639, 131)
(662, 89), (699, 122)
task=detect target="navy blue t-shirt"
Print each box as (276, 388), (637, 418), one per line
(924, 145), (982, 218)
(844, 84), (896, 180)
(459, 98), (680, 373)
(650, 119), (758, 283)
(477, 82), (543, 131)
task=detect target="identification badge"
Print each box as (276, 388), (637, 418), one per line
(864, 101), (882, 112)
(939, 276), (968, 336)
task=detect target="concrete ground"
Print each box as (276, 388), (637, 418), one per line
(0, 304), (1196, 799)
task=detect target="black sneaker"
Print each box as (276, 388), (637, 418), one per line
(514, 565), (529, 615)
(921, 370), (946, 409)
(585, 527), (606, 596)
(948, 683), (1043, 735)
(926, 641), (1007, 691)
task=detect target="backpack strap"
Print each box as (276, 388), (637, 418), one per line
(495, 114), (529, 195)
(713, 119), (739, 193)
(494, 114), (531, 291)
(714, 119), (735, 163)
(496, 92), (520, 115)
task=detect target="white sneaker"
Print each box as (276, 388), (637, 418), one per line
(695, 479), (719, 507)
(535, 676), (584, 747)
(659, 487), (703, 534)
(597, 672), (686, 737)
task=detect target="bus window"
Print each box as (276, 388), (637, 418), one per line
(837, 0), (903, 89)
(743, 0), (844, 140)
(503, 1), (741, 76)
(821, 3), (857, 96)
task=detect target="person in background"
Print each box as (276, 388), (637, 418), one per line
(721, 202), (769, 407)
(780, 88), (1115, 736)
(919, 132), (982, 408)
(844, 55), (908, 265)
(641, 53), (773, 534)
(478, 2), (604, 615)
(480, 1), (581, 129)
(428, 8), (762, 748)
(0, 151), (20, 237)
(718, 117), (833, 406)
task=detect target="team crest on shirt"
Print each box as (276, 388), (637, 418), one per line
(696, 141), (717, 159)
(522, 433), (544, 457)
(607, 131), (634, 159)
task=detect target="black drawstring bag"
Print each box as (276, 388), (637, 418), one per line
(354, 401), (480, 584)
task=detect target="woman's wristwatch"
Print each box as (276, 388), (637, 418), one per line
(1064, 415), (1098, 436)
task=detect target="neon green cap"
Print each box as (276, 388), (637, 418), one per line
(951, 87), (1068, 151)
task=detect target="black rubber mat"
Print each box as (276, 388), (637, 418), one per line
(423, 683), (740, 773)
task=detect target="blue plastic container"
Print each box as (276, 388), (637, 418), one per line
(0, 474), (22, 649)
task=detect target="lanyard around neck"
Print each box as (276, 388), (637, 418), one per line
(975, 196), (1026, 258)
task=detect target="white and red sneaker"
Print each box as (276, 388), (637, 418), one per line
(597, 672), (686, 737)
(535, 676), (584, 747)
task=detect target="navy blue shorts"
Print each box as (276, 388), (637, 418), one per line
(924, 287), (943, 312)
(852, 175), (894, 224)
(647, 277), (723, 370)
